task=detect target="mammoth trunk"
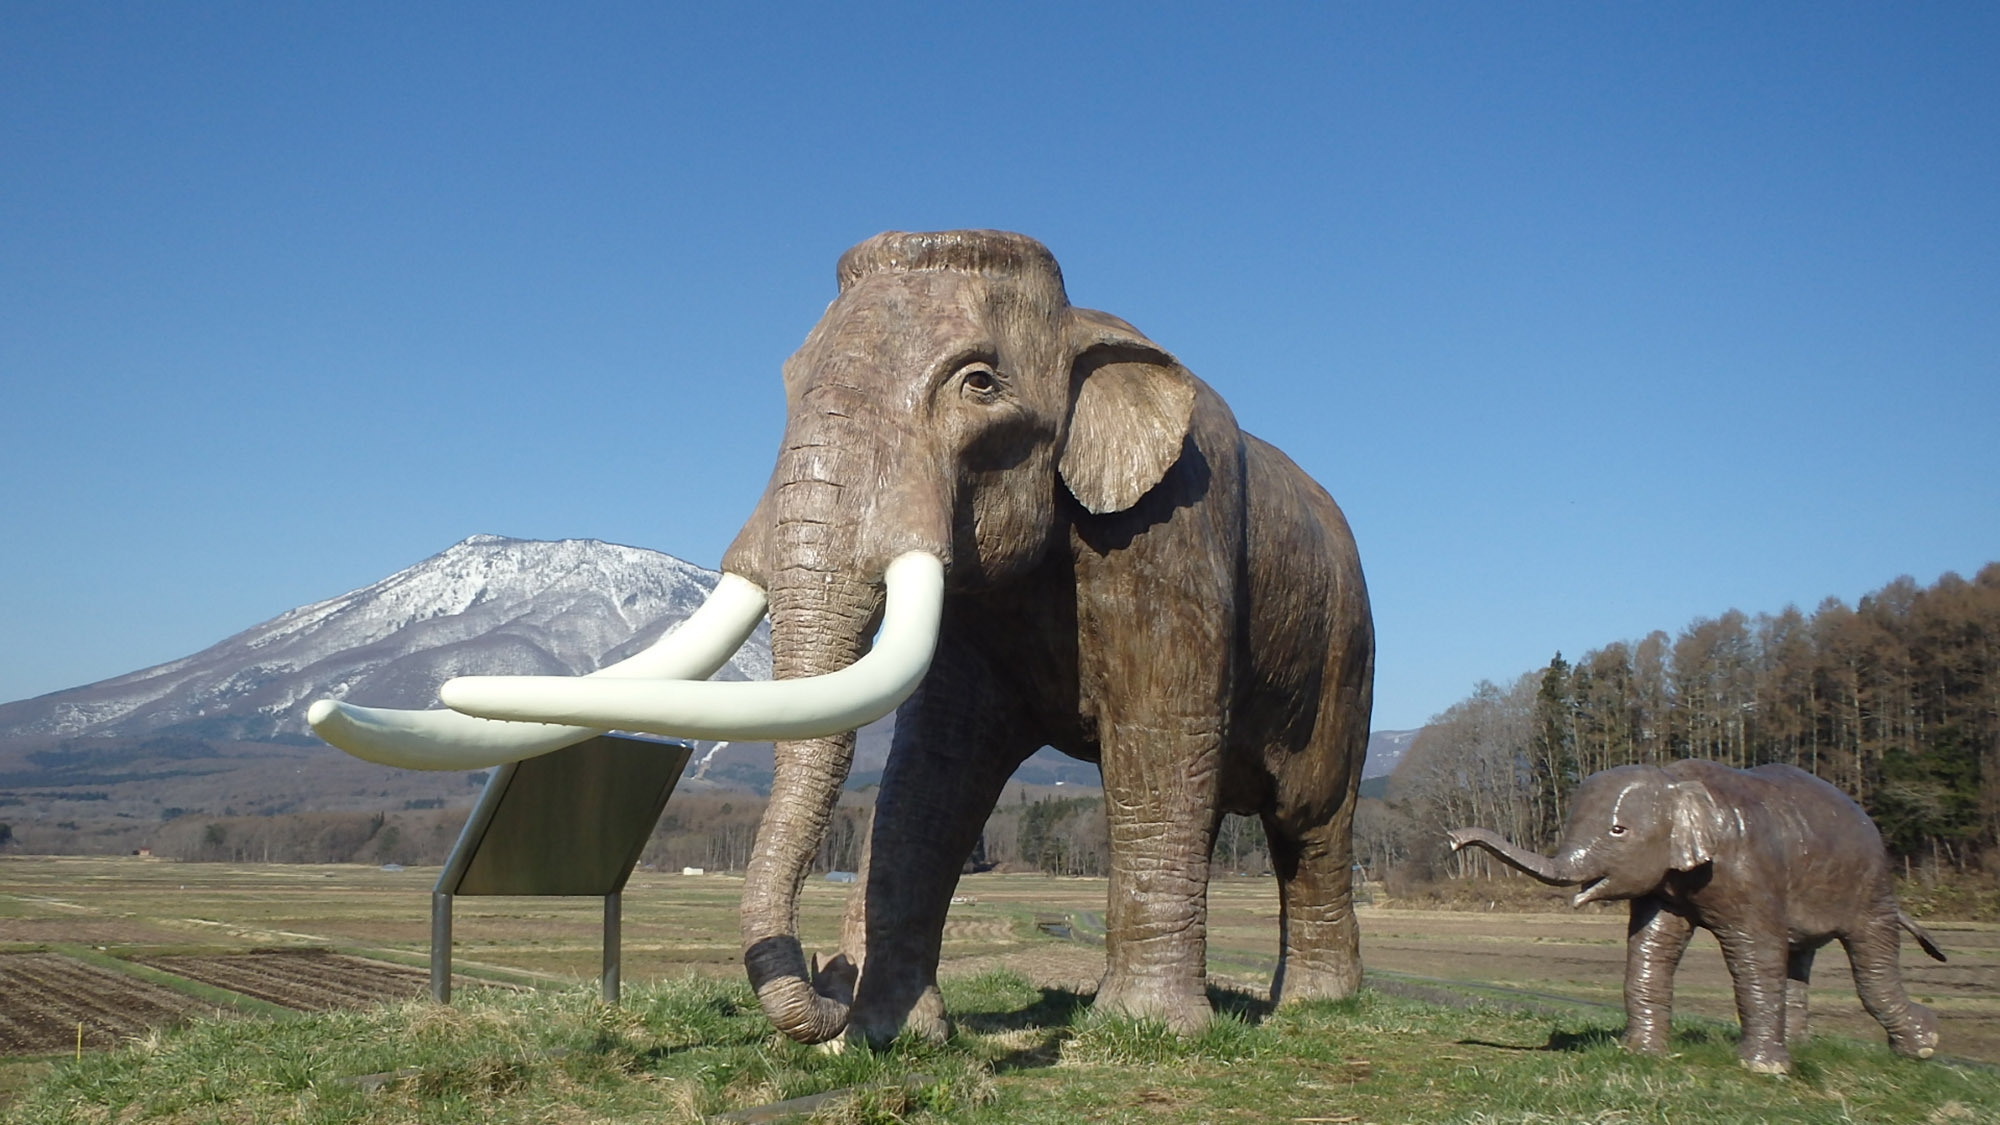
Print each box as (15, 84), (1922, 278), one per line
(739, 532), (884, 1042)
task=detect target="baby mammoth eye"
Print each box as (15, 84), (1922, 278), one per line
(1608, 825), (1628, 836)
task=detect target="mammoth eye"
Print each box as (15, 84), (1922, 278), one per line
(1608, 825), (1628, 837)
(959, 364), (1001, 399)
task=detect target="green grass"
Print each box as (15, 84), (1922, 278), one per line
(9, 971), (1997, 1125)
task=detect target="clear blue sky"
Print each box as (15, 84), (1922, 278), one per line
(3, 4), (1995, 732)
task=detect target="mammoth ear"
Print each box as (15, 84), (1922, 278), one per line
(1059, 308), (1198, 515)
(1666, 778), (1725, 870)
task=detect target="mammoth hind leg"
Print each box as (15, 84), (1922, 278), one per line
(1785, 946), (1817, 1047)
(1842, 916), (1939, 1060)
(1262, 803), (1362, 1006)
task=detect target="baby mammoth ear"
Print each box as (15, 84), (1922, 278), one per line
(1666, 778), (1726, 871)
(1060, 308), (1198, 515)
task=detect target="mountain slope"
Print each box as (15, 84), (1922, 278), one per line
(0, 535), (770, 746)
(1363, 729), (1419, 780)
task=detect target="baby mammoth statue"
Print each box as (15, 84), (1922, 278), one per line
(1448, 759), (1944, 1074)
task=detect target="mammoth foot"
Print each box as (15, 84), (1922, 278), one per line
(847, 981), (950, 1049)
(1093, 976), (1213, 1034)
(1271, 951), (1362, 1007)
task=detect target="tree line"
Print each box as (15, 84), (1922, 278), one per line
(1379, 563), (2000, 881)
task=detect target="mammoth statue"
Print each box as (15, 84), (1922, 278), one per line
(1449, 760), (1944, 1074)
(308, 230), (1374, 1045)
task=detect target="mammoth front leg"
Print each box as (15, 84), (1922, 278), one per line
(1095, 716), (1224, 1033)
(1071, 481), (1238, 1033)
(849, 647), (1037, 1047)
(1622, 897), (1694, 1055)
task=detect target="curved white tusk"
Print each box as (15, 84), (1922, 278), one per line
(305, 572), (769, 770)
(587, 573), (769, 681)
(440, 551), (943, 742)
(305, 700), (596, 771)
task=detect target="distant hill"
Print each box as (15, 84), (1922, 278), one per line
(1363, 729), (1418, 780)
(1358, 728), (1421, 800)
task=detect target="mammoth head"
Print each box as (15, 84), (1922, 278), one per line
(1560, 765), (1729, 906)
(722, 229), (1199, 590)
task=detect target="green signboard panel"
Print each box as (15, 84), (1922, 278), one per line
(429, 732), (691, 1004)
(438, 733), (691, 897)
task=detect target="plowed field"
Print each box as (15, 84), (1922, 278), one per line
(134, 949), (431, 1012)
(0, 954), (209, 1054)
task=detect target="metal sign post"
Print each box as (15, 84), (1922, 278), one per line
(430, 733), (691, 1004)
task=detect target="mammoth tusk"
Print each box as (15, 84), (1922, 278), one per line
(585, 572), (771, 681)
(305, 701), (597, 772)
(440, 551), (944, 742)
(305, 572), (769, 770)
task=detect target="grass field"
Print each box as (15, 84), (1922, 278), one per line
(3, 855), (1997, 1122)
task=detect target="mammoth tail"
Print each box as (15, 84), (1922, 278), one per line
(1899, 910), (1947, 962)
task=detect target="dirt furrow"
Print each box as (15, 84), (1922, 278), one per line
(0, 954), (206, 1053)
(136, 951), (429, 1012)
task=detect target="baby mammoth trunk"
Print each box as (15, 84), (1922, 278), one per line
(1446, 827), (1588, 887)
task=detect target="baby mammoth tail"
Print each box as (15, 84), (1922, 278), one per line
(1900, 910), (1947, 962)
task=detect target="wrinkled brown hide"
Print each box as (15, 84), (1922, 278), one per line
(719, 230), (1374, 1045)
(1449, 760), (1944, 1074)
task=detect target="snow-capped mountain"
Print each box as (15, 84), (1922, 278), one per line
(0, 535), (770, 745)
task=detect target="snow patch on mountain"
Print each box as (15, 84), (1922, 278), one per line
(1363, 728), (1419, 779)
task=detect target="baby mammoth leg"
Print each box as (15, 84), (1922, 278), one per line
(1785, 946), (1817, 1047)
(1622, 897), (1694, 1055)
(1842, 915), (1939, 1060)
(1716, 924), (1794, 1073)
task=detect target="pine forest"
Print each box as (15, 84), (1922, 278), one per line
(1380, 563), (2000, 881)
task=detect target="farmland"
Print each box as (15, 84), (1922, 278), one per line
(2, 854), (1997, 1116)
(0, 954), (210, 1054)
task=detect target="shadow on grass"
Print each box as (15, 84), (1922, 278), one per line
(955, 981), (1273, 1032)
(1460, 1024), (1737, 1055)
(1458, 1027), (1622, 1053)
(954, 983), (1089, 1073)
(956, 994), (1077, 1074)
(954, 985), (1093, 1036)
(958, 981), (1280, 1073)
(1208, 984), (1274, 1024)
